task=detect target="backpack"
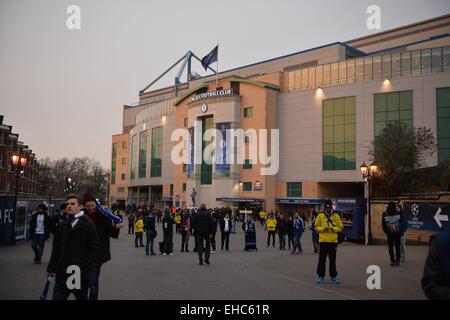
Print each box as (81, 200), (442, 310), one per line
(325, 213), (345, 244)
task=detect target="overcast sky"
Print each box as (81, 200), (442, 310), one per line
(1, 0), (449, 168)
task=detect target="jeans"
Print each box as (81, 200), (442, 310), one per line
(400, 235), (406, 261)
(278, 234), (286, 250)
(317, 242), (338, 278)
(163, 232), (173, 254)
(211, 232), (217, 251)
(52, 282), (88, 300)
(88, 263), (101, 300)
(387, 234), (401, 263)
(221, 231), (230, 250)
(135, 232), (144, 247)
(31, 234), (46, 262)
(312, 233), (319, 253)
(196, 233), (211, 263)
(287, 233), (293, 249)
(292, 233), (303, 253)
(267, 231), (276, 246)
(181, 230), (190, 251)
(146, 232), (155, 254)
(128, 223), (134, 234)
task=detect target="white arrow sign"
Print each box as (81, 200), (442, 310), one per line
(434, 208), (449, 228)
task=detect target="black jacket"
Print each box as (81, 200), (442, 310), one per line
(87, 210), (119, 264)
(162, 214), (174, 234)
(277, 218), (288, 235)
(50, 213), (67, 235)
(192, 209), (214, 234)
(422, 230), (450, 299)
(219, 218), (233, 233)
(30, 212), (51, 239)
(47, 214), (100, 285)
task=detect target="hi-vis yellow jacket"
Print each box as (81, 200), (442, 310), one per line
(135, 218), (144, 233)
(259, 211), (266, 219)
(174, 214), (181, 224)
(266, 217), (277, 231)
(314, 212), (343, 243)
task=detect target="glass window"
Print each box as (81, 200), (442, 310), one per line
(382, 54), (391, 79)
(316, 65), (323, 87)
(122, 157), (126, 165)
(130, 135), (137, 179)
(347, 60), (355, 84)
(121, 174), (126, 180)
(294, 70), (301, 91)
(421, 49), (431, 75)
(432, 48), (442, 73)
(122, 141), (127, 149)
(288, 72), (294, 92)
(183, 164), (187, 172)
(339, 61), (347, 85)
(308, 67), (316, 89)
(411, 50), (421, 76)
(201, 117), (213, 184)
(364, 56), (372, 81)
(301, 68), (308, 90)
(374, 91), (413, 137)
(243, 182), (252, 192)
(151, 127), (162, 177)
(443, 47), (450, 72)
(111, 143), (117, 185)
(243, 159), (252, 169)
(392, 53), (401, 77)
(182, 183), (186, 192)
(323, 64), (331, 87)
(355, 58), (364, 82)
(138, 131), (147, 178)
(372, 56), (382, 80)
(401, 52), (411, 76)
(184, 117), (188, 127)
(244, 107), (253, 117)
(437, 87), (450, 163)
(287, 182), (302, 198)
(330, 63), (339, 86)
(244, 134), (250, 143)
(322, 96), (356, 170)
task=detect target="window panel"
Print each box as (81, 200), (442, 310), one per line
(401, 52), (411, 76)
(345, 125), (356, 142)
(443, 47), (450, 72)
(372, 56), (382, 80)
(347, 60), (355, 84)
(421, 49), (431, 75)
(294, 70), (301, 91)
(301, 68), (308, 90)
(323, 64), (331, 87)
(387, 93), (399, 111)
(382, 54), (391, 78)
(334, 98), (345, 115)
(356, 58), (364, 82)
(288, 72), (295, 91)
(344, 114), (355, 124)
(392, 53), (401, 77)
(130, 134), (137, 179)
(399, 91), (413, 110)
(243, 182), (252, 192)
(330, 63), (339, 86)
(374, 94), (387, 112)
(151, 127), (162, 177)
(333, 125), (345, 143)
(323, 99), (334, 116)
(323, 116), (333, 126)
(323, 126), (334, 144)
(364, 56), (373, 81)
(334, 115), (345, 125)
(138, 131), (147, 178)
(432, 48), (442, 73)
(339, 61), (347, 85)
(411, 50), (421, 76)
(309, 67), (316, 89)
(316, 65), (323, 87)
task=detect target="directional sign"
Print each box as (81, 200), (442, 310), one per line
(404, 202), (450, 232)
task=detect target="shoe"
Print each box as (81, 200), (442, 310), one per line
(140, 245), (145, 247)
(316, 277), (324, 284)
(34, 260), (41, 264)
(395, 261), (400, 266)
(331, 277), (341, 285)
(400, 258), (405, 262)
(169, 253), (173, 256)
(163, 253), (167, 256)
(205, 261), (210, 265)
(150, 253), (156, 256)
(135, 245), (139, 248)
(185, 250), (190, 252)
(146, 253), (149, 256)
(199, 261), (203, 265)
(390, 261), (396, 266)
(181, 250), (184, 252)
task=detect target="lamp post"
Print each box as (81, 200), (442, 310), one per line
(360, 161), (380, 246)
(10, 153), (27, 245)
(65, 176), (76, 193)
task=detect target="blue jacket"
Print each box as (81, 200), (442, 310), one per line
(293, 217), (305, 236)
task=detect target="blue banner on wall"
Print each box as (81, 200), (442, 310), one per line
(404, 202), (450, 232)
(215, 122), (230, 177)
(0, 196), (15, 245)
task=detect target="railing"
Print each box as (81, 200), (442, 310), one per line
(285, 46), (450, 92)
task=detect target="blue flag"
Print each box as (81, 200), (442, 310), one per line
(201, 45), (218, 71)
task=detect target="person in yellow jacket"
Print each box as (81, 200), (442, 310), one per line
(266, 213), (277, 248)
(314, 200), (343, 285)
(174, 213), (182, 234)
(134, 215), (145, 247)
(259, 210), (266, 226)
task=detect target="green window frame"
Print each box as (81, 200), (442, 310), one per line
(111, 143), (117, 185)
(183, 164), (187, 173)
(243, 182), (252, 192)
(184, 117), (188, 128)
(182, 183), (186, 192)
(121, 173), (126, 181)
(151, 127), (163, 177)
(138, 131), (147, 178)
(287, 182), (302, 198)
(323, 96), (356, 170)
(243, 159), (252, 169)
(130, 135), (137, 179)
(244, 134), (250, 143)
(437, 87), (450, 163)
(170, 184), (173, 196)
(201, 116), (213, 184)
(244, 107), (253, 118)
(122, 141), (127, 149)
(374, 91), (413, 137)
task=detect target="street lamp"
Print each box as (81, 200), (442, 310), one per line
(10, 153), (27, 245)
(65, 176), (77, 193)
(360, 161), (380, 246)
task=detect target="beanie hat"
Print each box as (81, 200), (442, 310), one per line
(83, 193), (97, 205)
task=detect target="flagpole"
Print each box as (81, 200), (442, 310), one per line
(216, 43), (219, 88)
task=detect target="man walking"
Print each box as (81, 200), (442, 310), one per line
(181, 211), (191, 252)
(192, 204), (213, 265)
(266, 213), (277, 248)
(220, 212), (233, 251)
(162, 209), (174, 255)
(30, 204), (51, 264)
(144, 210), (157, 255)
(382, 202), (405, 266)
(46, 194), (99, 300)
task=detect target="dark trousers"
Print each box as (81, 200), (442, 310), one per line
(52, 282), (88, 300)
(211, 232), (217, 251)
(128, 224), (134, 234)
(181, 230), (190, 251)
(146, 232), (155, 254)
(293, 233), (303, 253)
(88, 263), (101, 300)
(31, 234), (46, 262)
(287, 233), (293, 249)
(278, 234), (286, 250)
(163, 232), (173, 254)
(135, 232), (144, 246)
(267, 231), (276, 246)
(176, 224), (181, 233)
(387, 234), (401, 263)
(221, 231), (230, 250)
(196, 233), (211, 263)
(312, 233), (319, 253)
(317, 242), (338, 278)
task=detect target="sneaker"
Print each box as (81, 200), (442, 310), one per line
(199, 261), (203, 265)
(163, 253), (167, 256)
(400, 258), (405, 262)
(390, 261), (396, 266)
(205, 261), (210, 265)
(395, 261), (400, 266)
(169, 253), (173, 256)
(331, 277), (341, 285)
(150, 253), (156, 256)
(316, 277), (324, 284)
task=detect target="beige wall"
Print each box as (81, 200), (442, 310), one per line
(109, 133), (130, 203)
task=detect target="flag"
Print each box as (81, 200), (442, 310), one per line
(201, 45), (218, 71)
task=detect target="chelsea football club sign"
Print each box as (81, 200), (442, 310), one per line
(191, 89), (233, 102)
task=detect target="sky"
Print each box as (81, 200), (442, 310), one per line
(0, 0), (449, 168)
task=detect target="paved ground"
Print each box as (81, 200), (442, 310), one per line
(0, 222), (429, 300)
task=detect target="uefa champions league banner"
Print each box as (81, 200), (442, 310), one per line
(404, 202), (450, 232)
(215, 122), (230, 177)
